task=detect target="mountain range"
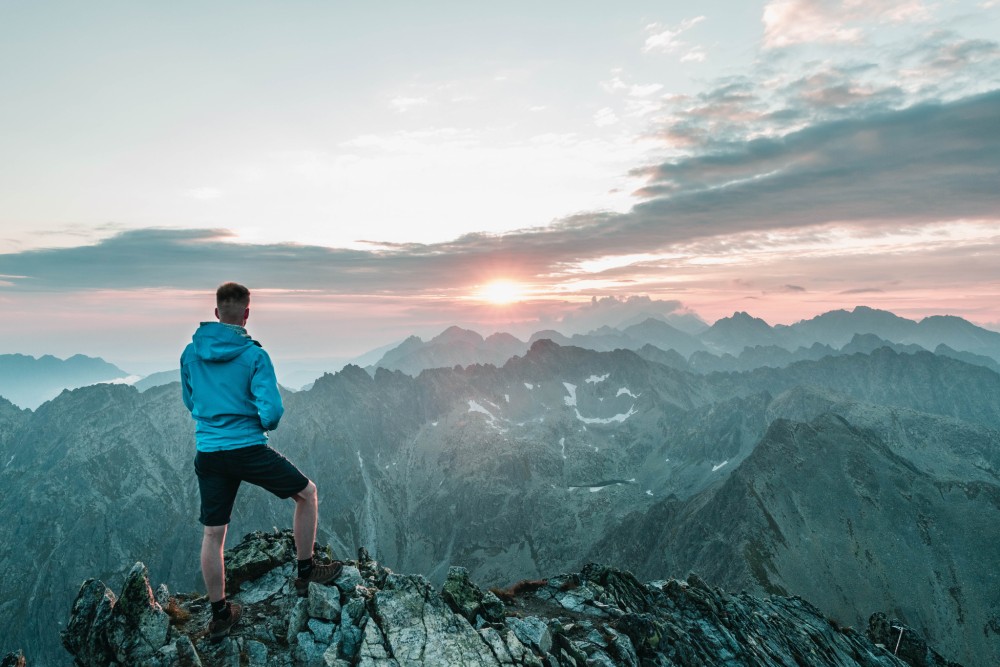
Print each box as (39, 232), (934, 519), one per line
(368, 306), (1000, 380)
(0, 334), (997, 665)
(0, 354), (132, 410)
(3, 306), (998, 406)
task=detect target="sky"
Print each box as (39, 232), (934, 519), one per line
(1, 0), (999, 373)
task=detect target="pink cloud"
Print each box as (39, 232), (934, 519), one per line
(763, 0), (931, 49)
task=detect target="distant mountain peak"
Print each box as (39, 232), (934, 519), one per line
(431, 326), (485, 345)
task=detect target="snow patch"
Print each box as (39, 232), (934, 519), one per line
(357, 451), (364, 468)
(524, 382), (534, 390)
(586, 373), (609, 384)
(588, 486), (605, 493)
(575, 405), (637, 425)
(712, 460), (729, 472)
(5, 455), (13, 468)
(616, 387), (639, 399)
(468, 399), (506, 431)
(564, 381), (637, 425)
(101, 375), (144, 386)
(431, 422), (438, 427)
(560, 437), (566, 460)
(562, 382), (577, 407)
(646, 490), (653, 496)
(468, 400), (495, 418)
(504, 394), (510, 403)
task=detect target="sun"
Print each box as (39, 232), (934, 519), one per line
(478, 280), (525, 304)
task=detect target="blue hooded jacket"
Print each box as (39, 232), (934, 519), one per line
(180, 322), (284, 452)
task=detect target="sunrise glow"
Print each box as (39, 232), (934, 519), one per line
(478, 280), (526, 305)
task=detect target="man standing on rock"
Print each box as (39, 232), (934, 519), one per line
(181, 282), (342, 642)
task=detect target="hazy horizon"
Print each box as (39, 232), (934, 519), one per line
(3, 300), (999, 379)
(2, 1), (999, 373)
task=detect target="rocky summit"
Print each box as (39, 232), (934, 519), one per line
(59, 530), (959, 667)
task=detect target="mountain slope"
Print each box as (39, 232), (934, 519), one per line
(712, 347), (1000, 429)
(589, 407), (1000, 665)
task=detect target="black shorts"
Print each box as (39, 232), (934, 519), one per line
(194, 445), (310, 526)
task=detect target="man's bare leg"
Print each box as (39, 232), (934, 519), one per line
(201, 524), (228, 602)
(292, 480), (318, 561)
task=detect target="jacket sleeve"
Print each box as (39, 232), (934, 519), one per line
(180, 357), (194, 412)
(251, 349), (285, 431)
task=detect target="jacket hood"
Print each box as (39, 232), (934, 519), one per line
(191, 322), (258, 362)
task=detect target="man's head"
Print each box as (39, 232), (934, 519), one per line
(215, 282), (250, 325)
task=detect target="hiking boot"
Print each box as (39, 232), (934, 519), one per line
(208, 602), (242, 643)
(295, 560), (344, 596)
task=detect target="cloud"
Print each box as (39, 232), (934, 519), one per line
(552, 296), (694, 334)
(389, 96), (429, 112)
(593, 108), (619, 127)
(643, 16), (706, 60)
(906, 32), (1000, 75)
(185, 187), (223, 201)
(634, 89), (1000, 242)
(763, 0), (931, 49)
(2, 91), (998, 310)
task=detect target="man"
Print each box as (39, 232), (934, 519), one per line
(181, 282), (342, 642)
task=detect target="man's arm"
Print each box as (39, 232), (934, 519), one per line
(180, 359), (194, 412)
(251, 349), (284, 431)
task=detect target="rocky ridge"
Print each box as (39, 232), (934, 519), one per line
(60, 530), (958, 667)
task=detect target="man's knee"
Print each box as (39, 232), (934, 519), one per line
(203, 524), (227, 543)
(295, 479), (317, 502)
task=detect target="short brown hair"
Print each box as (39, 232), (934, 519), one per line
(216, 282), (250, 320)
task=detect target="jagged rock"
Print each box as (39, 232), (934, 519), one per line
(61, 531), (959, 667)
(867, 613), (962, 667)
(442, 566), (505, 625)
(334, 565), (365, 596)
(308, 583), (342, 621)
(287, 598), (310, 644)
(371, 573), (499, 665)
(61, 579), (118, 665)
(0, 651), (25, 667)
(334, 598), (367, 662)
(175, 635), (203, 667)
(225, 530), (295, 592)
(106, 562), (170, 664)
(244, 640), (268, 666)
(508, 617), (553, 655)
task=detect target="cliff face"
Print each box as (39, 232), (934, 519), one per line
(61, 530), (954, 667)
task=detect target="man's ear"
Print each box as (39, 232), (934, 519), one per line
(244, 307), (250, 323)
(215, 307), (220, 320)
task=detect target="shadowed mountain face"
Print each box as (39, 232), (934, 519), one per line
(590, 407), (1000, 665)
(1, 342), (996, 665)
